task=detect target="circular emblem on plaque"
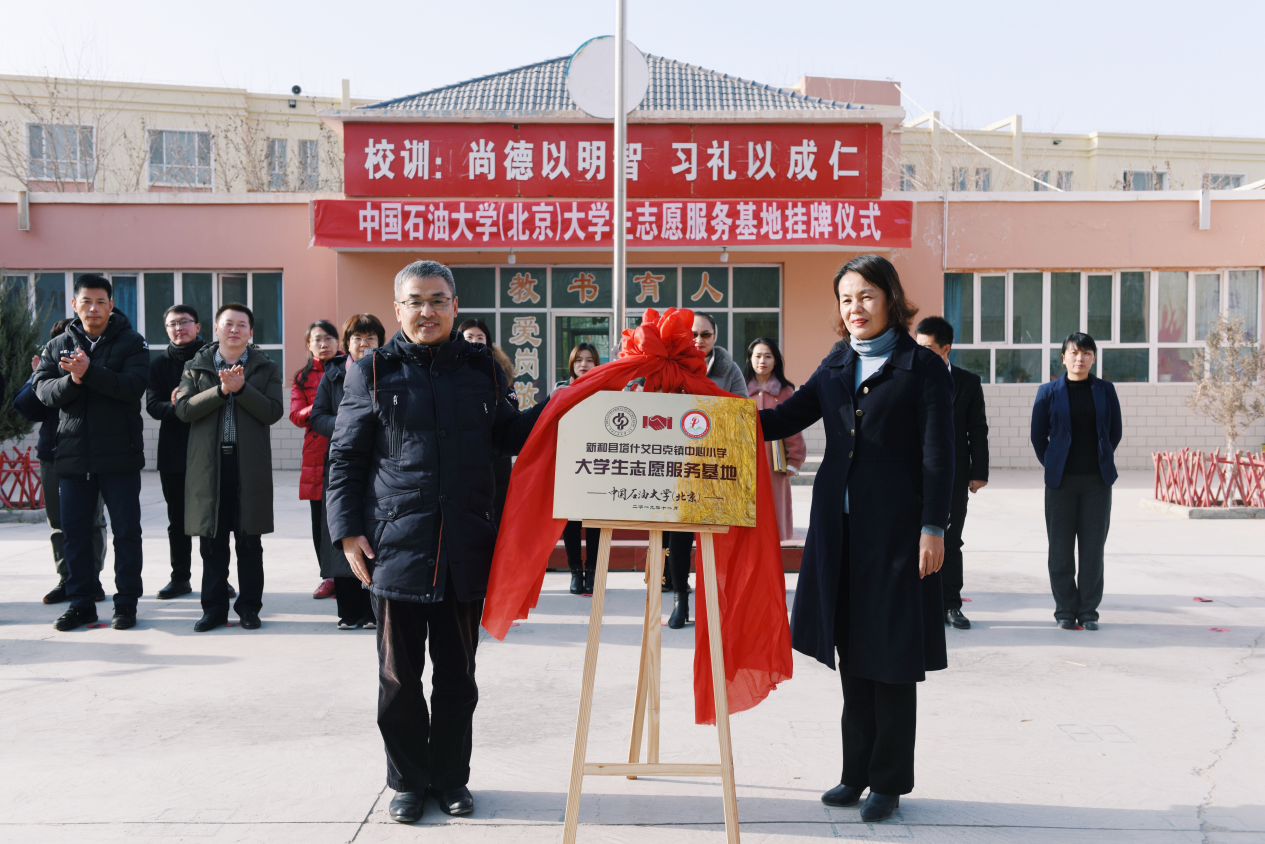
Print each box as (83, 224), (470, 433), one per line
(604, 406), (637, 437)
(681, 410), (711, 439)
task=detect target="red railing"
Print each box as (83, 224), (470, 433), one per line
(1153, 448), (1265, 508)
(0, 447), (44, 510)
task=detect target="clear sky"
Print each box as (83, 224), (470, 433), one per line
(4, 0), (1262, 138)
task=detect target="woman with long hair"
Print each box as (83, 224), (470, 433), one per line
(310, 313), (386, 628)
(554, 342), (602, 594)
(458, 319), (517, 524)
(289, 319), (339, 599)
(759, 254), (954, 822)
(743, 337), (806, 541)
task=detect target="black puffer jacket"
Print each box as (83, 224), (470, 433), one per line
(146, 338), (206, 473)
(325, 331), (546, 604)
(32, 313), (150, 476)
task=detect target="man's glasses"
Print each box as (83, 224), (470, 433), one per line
(165, 319), (197, 329)
(397, 297), (453, 313)
(693, 331), (715, 340)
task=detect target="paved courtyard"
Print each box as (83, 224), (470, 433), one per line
(0, 469), (1261, 843)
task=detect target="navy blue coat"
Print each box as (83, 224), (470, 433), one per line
(325, 331), (545, 604)
(12, 376), (57, 460)
(1030, 375), (1122, 488)
(760, 331), (954, 683)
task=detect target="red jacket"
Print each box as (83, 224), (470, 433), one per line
(289, 358), (328, 500)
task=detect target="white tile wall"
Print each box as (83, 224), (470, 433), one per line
(796, 384), (1265, 470)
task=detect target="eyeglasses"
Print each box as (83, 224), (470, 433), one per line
(165, 319), (197, 329)
(397, 297), (452, 313)
(692, 331), (715, 340)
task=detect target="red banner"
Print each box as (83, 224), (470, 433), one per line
(344, 122), (883, 200)
(312, 198), (911, 249)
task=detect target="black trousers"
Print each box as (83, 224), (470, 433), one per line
(159, 471), (193, 583)
(1045, 473), (1111, 623)
(835, 515), (917, 795)
(942, 484), (970, 611)
(309, 500), (324, 565)
(335, 576), (375, 623)
(61, 472), (143, 610)
(665, 530), (694, 594)
(375, 587), (482, 793)
(561, 521), (600, 573)
(41, 460), (106, 578)
(199, 451), (264, 617)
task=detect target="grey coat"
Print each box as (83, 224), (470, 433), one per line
(706, 345), (749, 397)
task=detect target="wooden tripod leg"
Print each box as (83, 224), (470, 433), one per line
(647, 530), (664, 765)
(562, 527), (613, 844)
(626, 531), (660, 777)
(700, 532), (740, 844)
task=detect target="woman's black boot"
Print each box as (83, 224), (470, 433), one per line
(569, 567), (584, 595)
(582, 567), (595, 595)
(859, 792), (900, 822)
(668, 590), (689, 629)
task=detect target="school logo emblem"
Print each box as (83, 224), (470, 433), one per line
(604, 406), (637, 437)
(681, 410), (711, 439)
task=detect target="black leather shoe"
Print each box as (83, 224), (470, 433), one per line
(428, 785), (474, 816)
(582, 569), (595, 595)
(388, 791), (425, 823)
(194, 614), (227, 632)
(111, 606), (137, 630)
(569, 569), (584, 594)
(822, 783), (865, 807)
(238, 611), (261, 630)
(227, 583), (237, 598)
(54, 606), (97, 631)
(1081, 620), (1099, 631)
(859, 792), (900, 822)
(1057, 619), (1079, 630)
(157, 580), (192, 600)
(43, 580), (68, 604)
(668, 593), (689, 629)
(945, 608), (971, 629)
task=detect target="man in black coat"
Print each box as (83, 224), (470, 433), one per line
(326, 261), (546, 824)
(32, 275), (150, 632)
(146, 304), (207, 600)
(916, 317), (989, 630)
(12, 319), (107, 603)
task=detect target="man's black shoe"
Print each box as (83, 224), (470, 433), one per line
(43, 580), (68, 604)
(428, 785), (474, 816)
(859, 792), (900, 822)
(1057, 619), (1079, 630)
(388, 791), (425, 823)
(157, 580), (192, 600)
(238, 611), (261, 630)
(822, 783), (865, 807)
(569, 570), (584, 594)
(945, 608), (971, 629)
(111, 607), (137, 630)
(194, 614), (227, 632)
(227, 583), (237, 598)
(1081, 620), (1099, 631)
(54, 606), (97, 631)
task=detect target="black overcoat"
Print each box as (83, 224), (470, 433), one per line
(760, 331), (955, 684)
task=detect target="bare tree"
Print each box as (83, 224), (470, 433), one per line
(1186, 314), (1265, 455)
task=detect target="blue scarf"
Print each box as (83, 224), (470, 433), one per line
(850, 328), (899, 392)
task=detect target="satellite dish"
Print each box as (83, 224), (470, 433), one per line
(566, 36), (649, 120)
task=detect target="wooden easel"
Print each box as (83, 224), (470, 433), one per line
(561, 519), (740, 844)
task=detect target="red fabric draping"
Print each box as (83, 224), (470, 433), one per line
(481, 307), (793, 724)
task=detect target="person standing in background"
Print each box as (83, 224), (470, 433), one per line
(291, 321), (340, 600)
(915, 316), (989, 630)
(458, 318), (517, 525)
(12, 319), (106, 604)
(310, 313), (385, 629)
(1031, 333), (1122, 631)
(744, 337), (805, 542)
(554, 342), (602, 595)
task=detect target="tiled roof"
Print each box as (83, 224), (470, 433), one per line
(363, 54), (866, 116)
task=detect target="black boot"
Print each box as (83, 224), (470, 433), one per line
(569, 567), (584, 595)
(582, 567), (595, 595)
(668, 591), (689, 629)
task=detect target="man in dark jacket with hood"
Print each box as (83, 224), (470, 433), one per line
(32, 275), (150, 632)
(146, 304), (207, 599)
(326, 261), (546, 824)
(13, 319), (107, 603)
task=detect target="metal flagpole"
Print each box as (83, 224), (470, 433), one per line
(612, 0), (627, 350)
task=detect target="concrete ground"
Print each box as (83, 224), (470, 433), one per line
(0, 469), (1261, 844)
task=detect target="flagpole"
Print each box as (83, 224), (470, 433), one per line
(612, 0), (627, 350)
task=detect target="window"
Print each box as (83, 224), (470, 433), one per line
(944, 269), (1261, 383)
(1202, 173), (1244, 190)
(1056, 171), (1074, 191)
(148, 130), (213, 188)
(1123, 170), (1167, 191)
(900, 164), (916, 191)
(1033, 170), (1049, 191)
(266, 139), (287, 190)
(974, 168), (991, 191)
(28, 124), (95, 182)
(952, 167), (969, 191)
(298, 139), (319, 190)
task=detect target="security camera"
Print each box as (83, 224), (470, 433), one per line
(291, 85), (302, 95)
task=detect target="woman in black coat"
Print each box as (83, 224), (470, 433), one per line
(760, 255), (955, 822)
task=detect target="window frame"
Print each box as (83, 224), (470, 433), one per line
(1202, 172), (1246, 190)
(1122, 169), (1168, 191)
(25, 121), (97, 184)
(146, 128), (215, 189)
